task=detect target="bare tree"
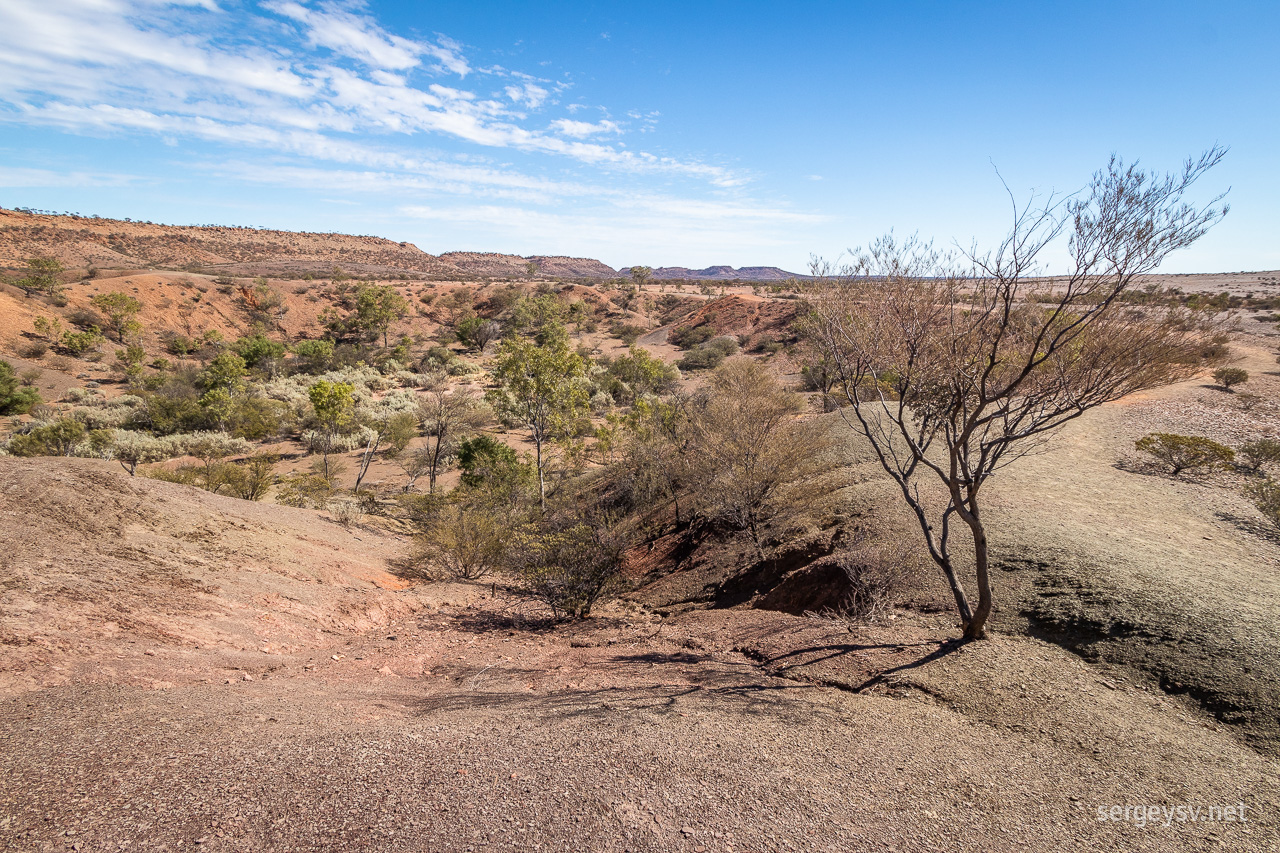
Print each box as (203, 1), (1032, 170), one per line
(804, 150), (1229, 640)
(417, 382), (489, 494)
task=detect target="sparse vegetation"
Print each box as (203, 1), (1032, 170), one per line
(1136, 433), (1236, 476)
(1239, 438), (1280, 475)
(1212, 366), (1249, 391)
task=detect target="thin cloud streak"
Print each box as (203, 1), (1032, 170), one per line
(0, 0), (741, 183)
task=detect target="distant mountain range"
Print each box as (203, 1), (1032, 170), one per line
(640, 265), (804, 281)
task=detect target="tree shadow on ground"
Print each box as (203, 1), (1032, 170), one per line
(1215, 511), (1280, 545)
(398, 648), (823, 723)
(752, 637), (967, 693)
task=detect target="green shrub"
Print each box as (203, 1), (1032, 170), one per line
(706, 336), (740, 357)
(668, 324), (714, 350)
(413, 503), (507, 580)
(458, 436), (523, 487)
(232, 333), (286, 369)
(455, 316), (501, 351)
(1135, 432), (1235, 476)
(419, 345), (455, 371)
(1239, 438), (1280, 474)
(0, 361), (42, 415)
(677, 347), (725, 372)
(606, 346), (679, 399)
(15, 257), (64, 297)
(275, 470), (336, 509)
(1247, 478), (1280, 529)
(290, 339), (335, 374)
(508, 519), (624, 620)
(677, 338), (737, 372)
(1212, 367), (1249, 391)
(60, 327), (104, 356)
(6, 418), (86, 457)
(609, 322), (645, 346)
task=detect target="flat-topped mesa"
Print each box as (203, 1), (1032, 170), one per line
(0, 207), (441, 273)
(436, 251), (618, 279)
(643, 264), (804, 281)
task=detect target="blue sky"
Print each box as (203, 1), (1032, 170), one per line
(0, 0), (1276, 273)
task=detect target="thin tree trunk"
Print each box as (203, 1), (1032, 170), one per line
(960, 496), (993, 640)
(932, 553), (975, 628)
(428, 436), (441, 494)
(354, 434), (376, 491)
(535, 435), (546, 512)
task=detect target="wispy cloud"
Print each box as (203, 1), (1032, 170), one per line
(265, 0), (468, 74)
(550, 118), (621, 138)
(0, 0), (739, 184)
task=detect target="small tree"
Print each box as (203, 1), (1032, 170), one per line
(489, 322), (588, 510)
(32, 316), (64, 342)
(107, 430), (181, 476)
(391, 446), (434, 493)
(198, 352), (247, 431)
(309, 380), (355, 481)
(16, 257), (64, 298)
(619, 395), (694, 524)
(90, 292), (144, 343)
(629, 265), (652, 288)
(1212, 366), (1249, 391)
(1135, 433), (1235, 476)
(353, 403), (417, 492)
(804, 149), (1228, 640)
(354, 284), (409, 347)
(456, 316), (502, 352)
(416, 385), (488, 493)
(1239, 438), (1280, 475)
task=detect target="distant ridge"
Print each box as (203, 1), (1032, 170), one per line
(0, 207), (802, 281)
(642, 264), (803, 281)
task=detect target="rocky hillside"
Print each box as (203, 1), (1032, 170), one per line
(437, 251), (617, 279)
(0, 209), (614, 281)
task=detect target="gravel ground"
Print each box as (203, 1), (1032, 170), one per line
(1, 603), (1278, 853)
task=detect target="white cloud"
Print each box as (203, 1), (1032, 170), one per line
(504, 82), (550, 109)
(550, 118), (621, 138)
(0, 0), (741, 184)
(265, 0), (470, 75)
